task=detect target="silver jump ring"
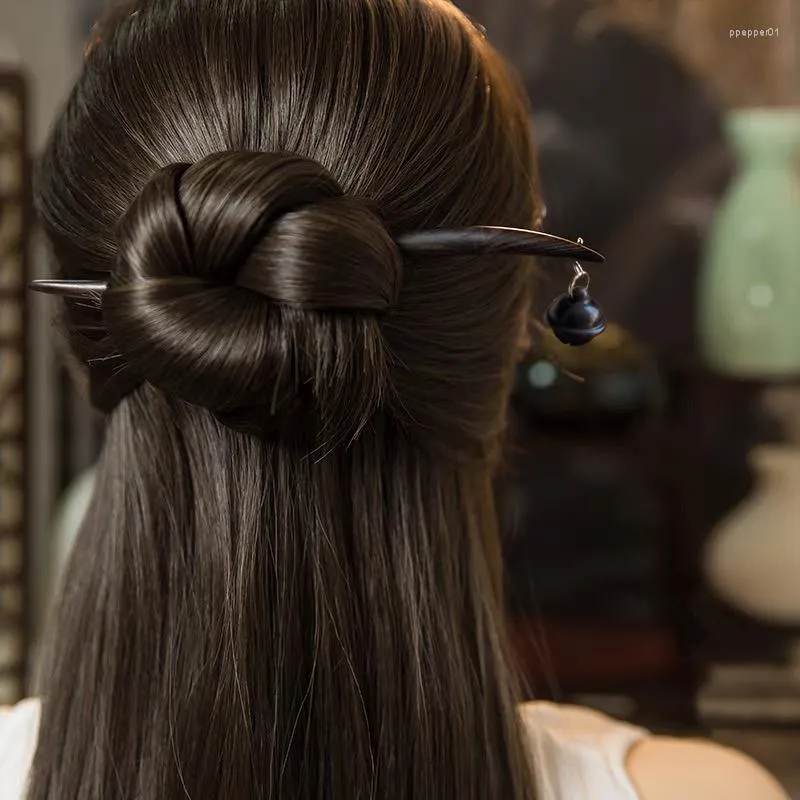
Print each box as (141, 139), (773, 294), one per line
(567, 237), (590, 296)
(569, 261), (590, 296)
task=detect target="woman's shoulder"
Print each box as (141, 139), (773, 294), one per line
(0, 697), (41, 795)
(627, 733), (789, 800)
(520, 700), (789, 800)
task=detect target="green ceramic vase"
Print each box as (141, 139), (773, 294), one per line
(698, 108), (800, 376)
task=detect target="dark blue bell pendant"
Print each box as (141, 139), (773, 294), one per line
(546, 283), (606, 346)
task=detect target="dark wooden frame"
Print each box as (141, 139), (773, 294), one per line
(0, 68), (31, 705)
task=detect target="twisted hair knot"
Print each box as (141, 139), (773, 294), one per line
(102, 152), (402, 438)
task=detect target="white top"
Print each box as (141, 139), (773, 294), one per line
(0, 698), (647, 799)
(0, 699), (40, 800)
(521, 701), (647, 799)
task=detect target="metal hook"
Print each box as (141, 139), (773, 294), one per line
(569, 262), (590, 296)
(568, 238), (590, 297)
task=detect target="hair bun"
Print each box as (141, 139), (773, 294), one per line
(102, 152), (402, 437)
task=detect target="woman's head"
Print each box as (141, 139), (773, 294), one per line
(31, 1), (542, 798)
(42, 0), (540, 458)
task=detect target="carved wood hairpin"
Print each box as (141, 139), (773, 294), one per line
(29, 225), (607, 345)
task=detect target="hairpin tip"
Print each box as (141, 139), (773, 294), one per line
(29, 279), (108, 297)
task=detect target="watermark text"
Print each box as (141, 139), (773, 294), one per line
(730, 28), (779, 38)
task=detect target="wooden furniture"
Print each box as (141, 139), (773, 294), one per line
(501, 366), (777, 733)
(0, 68), (31, 706)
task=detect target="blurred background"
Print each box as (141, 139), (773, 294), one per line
(1, 0), (800, 791)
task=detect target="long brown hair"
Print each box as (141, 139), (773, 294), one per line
(29, 1), (543, 797)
